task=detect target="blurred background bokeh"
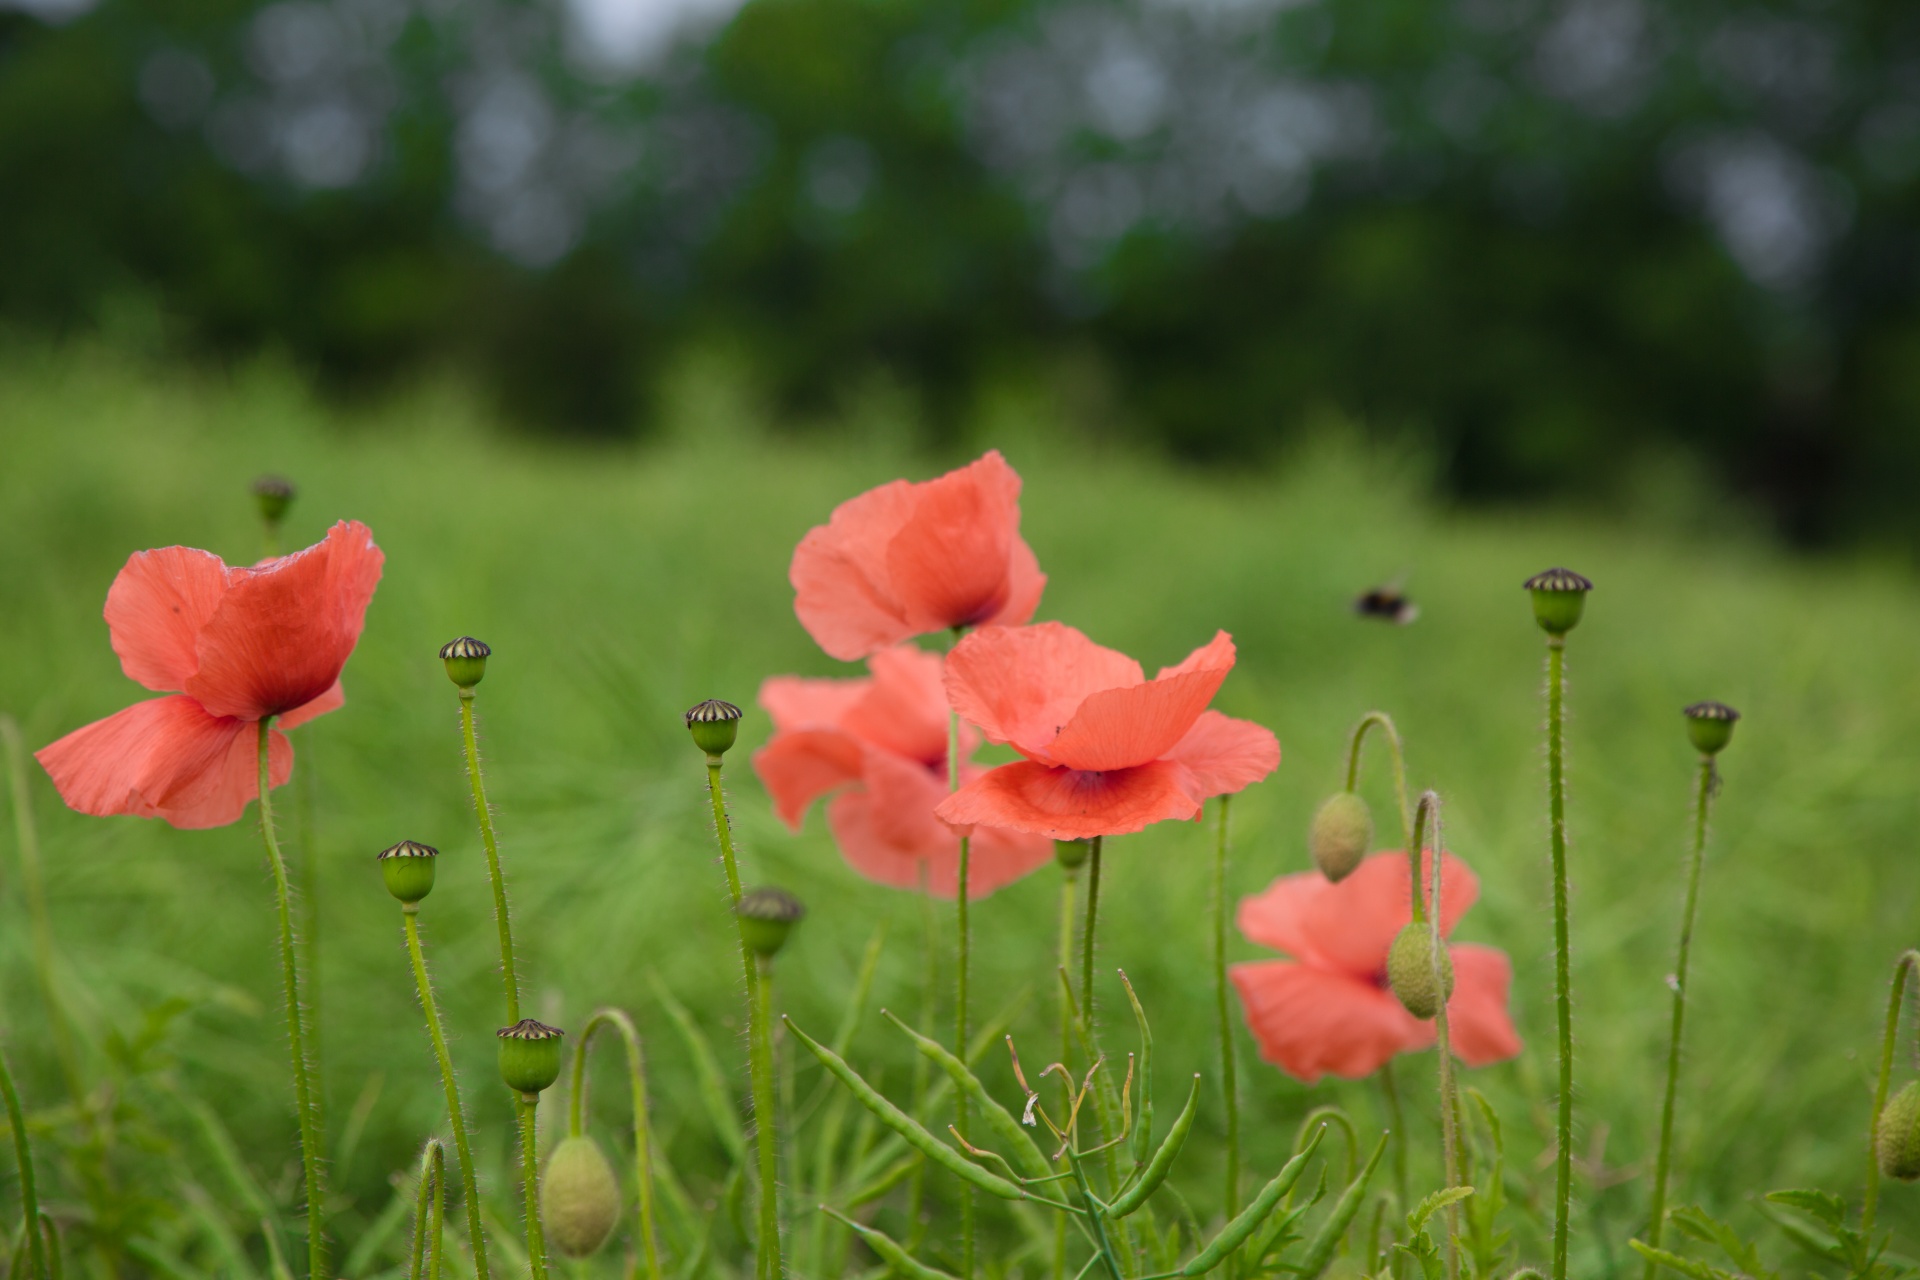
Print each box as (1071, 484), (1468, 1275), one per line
(7, 0), (1920, 544)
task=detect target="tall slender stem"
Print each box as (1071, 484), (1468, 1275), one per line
(1346, 711), (1413, 837)
(458, 692), (521, 1024)
(567, 1011), (662, 1280)
(257, 719), (327, 1280)
(0, 1048), (47, 1280)
(1379, 1061), (1410, 1214)
(410, 1140), (445, 1280)
(1545, 638), (1575, 1280)
(1863, 949), (1920, 1238)
(402, 908), (490, 1280)
(1053, 864), (1078, 1280)
(1211, 796), (1241, 1224)
(297, 754), (324, 1115)
(1420, 797), (1463, 1280)
(1644, 757), (1716, 1272)
(948, 705), (974, 1280)
(517, 1095), (549, 1280)
(1081, 836), (1105, 1038)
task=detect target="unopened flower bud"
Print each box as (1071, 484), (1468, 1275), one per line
(1310, 792), (1372, 883)
(542, 1134), (622, 1257)
(497, 1019), (564, 1094)
(737, 886), (805, 958)
(1876, 1081), (1920, 1182)
(1054, 839), (1091, 871)
(378, 839), (438, 904)
(1683, 702), (1740, 757)
(252, 475), (296, 526)
(1524, 568), (1593, 636)
(439, 637), (491, 689)
(1386, 924), (1455, 1020)
(685, 699), (742, 758)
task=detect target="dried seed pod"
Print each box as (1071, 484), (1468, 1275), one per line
(252, 475), (296, 525)
(1524, 567), (1593, 636)
(1386, 923), (1454, 1020)
(1054, 839), (1092, 871)
(438, 637), (491, 690)
(542, 1134), (622, 1257)
(1309, 792), (1372, 883)
(737, 886), (805, 958)
(685, 699), (742, 757)
(377, 839), (438, 904)
(497, 1019), (565, 1094)
(1683, 701), (1740, 757)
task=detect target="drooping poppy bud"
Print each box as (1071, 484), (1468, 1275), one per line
(497, 1019), (565, 1094)
(737, 886), (805, 958)
(542, 1134), (622, 1257)
(1309, 792), (1372, 883)
(1386, 923), (1455, 1020)
(378, 839), (438, 904)
(1054, 839), (1092, 871)
(1683, 702), (1740, 757)
(1524, 568), (1593, 636)
(439, 637), (491, 690)
(685, 699), (743, 758)
(1876, 1081), (1920, 1182)
(252, 475), (296, 526)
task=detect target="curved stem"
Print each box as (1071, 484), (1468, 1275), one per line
(1545, 638), (1574, 1280)
(458, 692), (521, 1024)
(0, 1048), (46, 1280)
(409, 1140), (445, 1280)
(570, 1011), (663, 1280)
(1644, 756), (1716, 1273)
(1864, 949), (1920, 1238)
(949, 705), (974, 1280)
(1211, 796), (1241, 1224)
(402, 909), (490, 1280)
(1081, 837), (1106, 1039)
(1420, 794), (1462, 1280)
(258, 719), (327, 1280)
(751, 958), (782, 1280)
(1346, 711), (1413, 838)
(517, 1095), (549, 1280)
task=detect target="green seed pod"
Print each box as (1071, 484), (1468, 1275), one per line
(1386, 924), (1454, 1020)
(541, 1134), (622, 1257)
(497, 1019), (565, 1094)
(252, 475), (296, 526)
(685, 699), (742, 757)
(1876, 1081), (1920, 1182)
(1054, 838), (1091, 871)
(438, 636), (490, 689)
(1309, 792), (1372, 883)
(737, 887), (805, 959)
(1524, 567), (1593, 636)
(1683, 701), (1740, 757)
(377, 839), (438, 904)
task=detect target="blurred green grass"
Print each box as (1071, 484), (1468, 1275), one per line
(2, 340), (1918, 1274)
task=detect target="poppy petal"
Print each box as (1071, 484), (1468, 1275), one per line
(36, 695), (292, 829)
(752, 729), (866, 828)
(945, 622), (1144, 762)
(935, 758), (1198, 839)
(278, 680), (344, 730)
(1045, 632), (1236, 772)
(858, 749), (955, 852)
(985, 533), (1046, 629)
(842, 646), (954, 764)
(759, 674), (871, 732)
(1230, 961), (1430, 1083)
(884, 451), (1021, 631)
(826, 787), (1054, 899)
(965, 823), (1058, 898)
(790, 482), (918, 661)
(1238, 852), (1477, 978)
(1443, 944), (1524, 1067)
(1164, 711), (1281, 802)
(104, 545), (232, 693)
(826, 789), (931, 892)
(185, 521), (383, 720)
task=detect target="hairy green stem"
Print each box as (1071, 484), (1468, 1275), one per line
(569, 1011), (663, 1280)
(1346, 711), (1413, 836)
(949, 704), (974, 1280)
(1081, 836), (1105, 1039)
(458, 691), (521, 1024)
(752, 958), (782, 1280)
(409, 1140), (445, 1280)
(1643, 756), (1716, 1273)
(401, 908), (490, 1280)
(1054, 865), (1078, 1280)
(1545, 638), (1574, 1280)
(516, 1095), (549, 1280)
(1863, 949), (1920, 1238)
(296, 754), (324, 1121)
(1418, 794), (1463, 1280)
(258, 719), (327, 1280)
(0, 1048), (46, 1280)
(1379, 1061), (1410, 1216)
(1211, 795), (1241, 1225)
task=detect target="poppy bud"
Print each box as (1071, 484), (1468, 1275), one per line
(1054, 839), (1091, 871)
(252, 475), (296, 526)
(497, 1019), (565, 1095)
(737, 886), (805, 959)
(1523, 568), (1593, 636)
(378, 839), (438, 904)
(1876, 1081), (1920, 1182)
(1309, 792), (1372, 883)
(685, 699), (743, 759)
(439, 637), (491, 690)
(1683, 702), (1740, 757)
(542, 1134), (622, 1257)
(1386, 924), (1454, 1020)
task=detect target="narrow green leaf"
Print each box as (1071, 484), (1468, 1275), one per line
(1108, 1074), (1200, 1219)
(822, 1207), (961, 1280)
(1406, 1186), (1474, 1236)
(650, 975), (748, 1165)
(880, 1008), (1052, 1182)
(1181, 1123), (1328, 1274)
(1295, 1132), (1389, 1280)
(1763, 1190), (1846, 1231)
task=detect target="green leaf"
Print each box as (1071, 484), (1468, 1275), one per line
(1763, 1190), (1847, 1231)
(1406, 1187), (1474, 1236)
(1629, 1240), (1742, 1280)
(1669, 1206), (1776, 1280)
(650, 975), (748, 1165)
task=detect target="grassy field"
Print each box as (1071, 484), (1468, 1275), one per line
(2, 341), (1918, 1277)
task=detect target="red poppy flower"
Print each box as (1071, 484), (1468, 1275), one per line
(1230, 851), (1522, 1083)
(933, 622), (1278, 839)
(36, 521), (384, 830)
(753, 645), (1055, 898)
(790, 450), (1046, 661)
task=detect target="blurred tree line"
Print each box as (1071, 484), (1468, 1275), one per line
(5, 0), (1920, 544)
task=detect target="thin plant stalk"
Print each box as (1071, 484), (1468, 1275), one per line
(1863, 949), (1920, 1238)
(1544, 637), (1575, 1280)
(409, 1140), (446, 1280)
(296, 754), (324, 1117)
(948, 703), (975, 1280)
(1346, 711), (1413, 836)
(1053, 863), (1079, 1280)
(516, 1095), (549, 1280)
(0, 1048), (47, 1280)
(257, 719), (327, 1280)
(1643, 755), (1717, 1272)
(457, 688), (521, 1023)
(568, 1010), (663, 1280)
(1081, 836), (1105, 1039)
(1413, 792), (1464, 1280)
(400, 906), (490, 1280)
(1379, 1061), (1410, 1215)
(1210, 795), (1241, 1224)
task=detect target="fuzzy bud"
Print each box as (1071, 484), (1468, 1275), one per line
(542, 1134), (622, 1257)
(1386, 924), (1455, 1020)
(378, 839), (438, 904)
(1524, 568), (1593, 636)
(252, 475), (296, 526)
(737, 886), (805, 958)
(1310, 792), (1372, 883)
(1876, 1081), (1920, 1182)
(1054, 839), (1092, 871)
(439, 637), (491, 690)
(497, 1019), (564, 1094)
(685, 699), (742, 758)
(1683, 702), (1740, 757)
